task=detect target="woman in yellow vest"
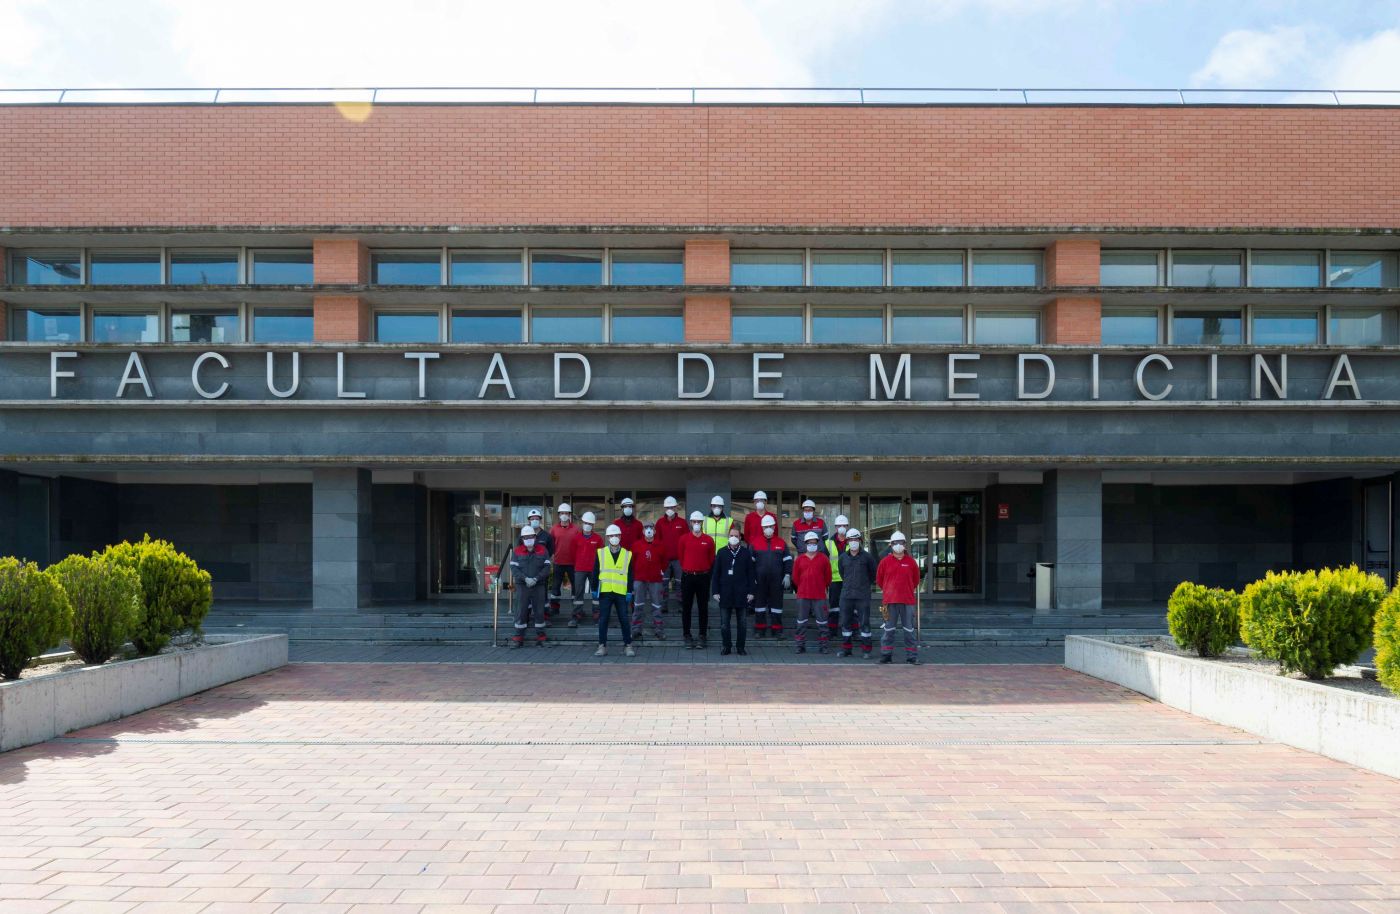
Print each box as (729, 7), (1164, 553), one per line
(702, 494), (736, 553)
(595, 524), (635, 658)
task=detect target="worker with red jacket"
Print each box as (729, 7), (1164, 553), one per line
(612, 497), (645, 550)
(677, 510), (717, 649)
(791, 498), (828, 554)
(654, 495), (688, 612)
(742, 490), (777, 544)
(569, 511), (605, 627)
(629, 522), (668, 642)
(750, 514), (792, 640)
(876, 530), (922, 665)
(793, 530), (833, 653)
(547, 502), (583, 620)
(508, 524), (551, 648)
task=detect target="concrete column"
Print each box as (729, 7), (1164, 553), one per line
(312, 468), (372, 609)
(1043, 469), (1103, 613)
(684, 469), (732, 521)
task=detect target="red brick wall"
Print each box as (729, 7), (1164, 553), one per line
(684, 294), (731, 342)
(1044, 296), (1101, 345)
(1046, 239), (1100, 287)
(314, 295), (369, 342)
(3, 105), (1399, 228)
(684, 238), (730, 284)
(314, 239), (369, 284)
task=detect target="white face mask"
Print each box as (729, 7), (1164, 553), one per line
(530, 518), (541, 529)
(728, 535), (740, 547)
(608, 536), (621, 547)
(644, 529), (655, 541)
(623, 507), (633, 517)
(665, 508), (676, 517)
(559, 515), (571, 524)
(523, 538), (536, 548)
(691, 522), (702, 533)
(806, 543), (818, 553)
(712, 506), (723, 516)
(836, 527), (847, 537)
(892, 543), (905, 554)
(582, 523), (593, 533)
(847, 540), (860, 552)
(803, 510), (814, 520)
(763, 526), (776, 537)
(755, 501), (765, 511)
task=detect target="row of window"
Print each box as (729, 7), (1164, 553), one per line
(1102, 249), (1399, 289)
(10, 306), (313, 344)
(1104, 305), (1395, 346)
(9, 249), (314, 286)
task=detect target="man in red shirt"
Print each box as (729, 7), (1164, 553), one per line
(653, 495), (688, 613)
(570, 511), (605, 627)
(793, 530), (833, 654)
(791, 498), (828, 554)
(612, 496), (645, 550)
(629, 522), (668, 642)
(876, 530), (922, 665)
(750, 514), (792, 640)
(742, 490), (777, 544)
(547, 502), (583, 621)
(677, 510), (716, 649)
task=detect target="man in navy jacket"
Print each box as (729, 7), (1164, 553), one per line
(711, 531), (757, 656)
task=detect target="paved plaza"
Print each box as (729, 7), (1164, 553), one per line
(3, 662), (1400, 913)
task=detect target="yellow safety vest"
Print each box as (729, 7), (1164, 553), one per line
(703, 515), (733, 552)
(826, 538), (843, 583)
(598, 547), (631, 594)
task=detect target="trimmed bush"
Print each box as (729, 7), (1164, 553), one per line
(1166, 581), (1240, 657)
(102, 535), (213, 656)
(1376, 582), (1400, 696)
(48, 553), (143, 666)
(1240, 565), (1385, 679)
(0, 557), (72, 680)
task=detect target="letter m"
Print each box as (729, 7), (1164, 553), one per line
(870, 353), (912, 400)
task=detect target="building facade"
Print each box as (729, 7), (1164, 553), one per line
(1, 98), (1398, 612)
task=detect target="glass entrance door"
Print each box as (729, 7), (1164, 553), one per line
(1364, 480), (1392, 582)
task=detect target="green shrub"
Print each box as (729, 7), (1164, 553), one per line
(1166, 581), (1240, 657)
(1240, 565), (1385, 679)
(1376, 581), (1400, 696)
(0, 557), (72, 680)
(102, 535), (213, 656)
(48, 553), (143, 666)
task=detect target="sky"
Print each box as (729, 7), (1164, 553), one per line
(1, 0), (1399, 92)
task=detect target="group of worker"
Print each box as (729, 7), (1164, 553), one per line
(505, 491), (921, 664)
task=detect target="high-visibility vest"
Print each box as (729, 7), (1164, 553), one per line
(825, 539), (843, 583)
(598, 547), (631, 594)
(703, 515), (733, 552)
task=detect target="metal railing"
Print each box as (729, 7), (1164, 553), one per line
(1, 86), (1399, 106)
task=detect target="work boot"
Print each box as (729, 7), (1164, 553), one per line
(818, 642), (828, 654)
(879, 653), (893, 664)
(721, 646), (732, 656)
(684, 635), (695, 650)
(906, 655), (919, 665)
(771, 628), (784, 641)
(795, 642), (806, 654)
(536, 633), (548, 647)
(840, 647), (853, 657)
(568, 615), (580, 628)
(511, 636), (523, 649)
(595, 644), (607, 657)
(654, 625), (666, 641)
(624, 645), (636, 658)
(592, 612), (600, 624)
(697, 639), (708, 650)
(737, 647), (748, 656)
(754, 627), (766, 640)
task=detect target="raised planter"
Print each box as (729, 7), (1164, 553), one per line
(0, 634), (288, 753)
(1065, 635), (1400, 780)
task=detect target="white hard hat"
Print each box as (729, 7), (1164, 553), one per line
(557, 502), (572, 514)
(663, 496), (679, 508)
(620, 497), (634, 507)
(710, 495), (726, 507)
(605, 524), (622, 537)
(581, 511), (597, 524)
(804, 531), (820, 542)
(689, 510), (704, 521)
(890, 530), (907, 543)
(834, 515), (849, 526)
(753, 490), (768, 501)
(761, 515), (776, 527)
(520, 525), (536, 538)
(802, 499), (816, 509)
(527, 508), (543, 519)
(847, 527), (862, 540)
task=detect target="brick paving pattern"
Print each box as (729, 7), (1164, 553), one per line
(3, 662), (1399, 913)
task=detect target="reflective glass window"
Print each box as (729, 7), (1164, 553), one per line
(1329, 251), (1399, 288)
(609, 251), (684, 285)
(251, 250), (314, 284)
(10, 308), (81, 342)
(252, 308), (314, 342)
(891, 307), (963, 343)
(9, 251), (81, 285)
(731, 251), (804, 285)
(811, 307), (884, 343)
(890, 251), (963, 286)
(375, 312), (441, 343)
(1250, 250), (1322, 287)
(89, 250), (160, 284)
(451, 308), (523, 343)
(1252, 310), (1319, 345)
(610, 307), (684, 343)
(1170, 251), (1243, 287)
(1171, 310), (1242, 345)
(530, 252), (603, 285)
(172, 309), (240, 344)
(810, 251), (883, 286)
(731, 306), (804, 343)
(91, 310), (160, 343)
(449, 250), (524, 285)
(1101, 309), (1160, 345)
(530, 307), (604, 343)
(372, 251), (442, 284)
(970, 251), (1042, 286)
(1100, 251), (1161, 286)
(972, 310), (1039, 344)
(169, 250), (240, 285)
(1329, 307), (1397, 345)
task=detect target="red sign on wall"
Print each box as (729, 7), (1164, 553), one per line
(997, 503), (1011, 520)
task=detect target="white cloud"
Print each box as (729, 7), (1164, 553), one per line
(1192, 22), (1400, 91)
(1190, 25), (1312, 88)
(1328, 28), (1400, 89)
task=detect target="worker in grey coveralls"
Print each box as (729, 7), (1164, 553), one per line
(508, 524), (552, 647)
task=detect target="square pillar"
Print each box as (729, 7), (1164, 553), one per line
(313, 468), (372, 609)
(313, 238), (370, 284)
(684, 238), (730, 285)
(1044, 296), (1101, 344)
(314, 294), (370, 342)
(1043, 469), (1102, 613)
(684, 294), (731, 342)
(685, 469), (732, 520)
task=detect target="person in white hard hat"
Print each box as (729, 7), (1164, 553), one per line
(678, 510), (717, 648)
(876, 530), (922, 664)
(654, 495), (688, 613)
(497, 507), (553, 595)
(791, 498), (828, 554)
(823, 514), (851, 640)
(548, 502), (582, 620)
(702, 494), (735, 554)
(594, 523), (635, 657)
(611, 497), (644, 551)
(569, 511), (605, 627)
(837, 527), (878, 657)
(508, 523), (552, 647)
(792, 530), (833, 654)
(630, 522), (667, 642)
(742, 490), (776, 544)
(750, 512), (792, 640)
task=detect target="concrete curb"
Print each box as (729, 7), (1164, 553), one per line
(0, 634), (288, 753)
(1065, 635), (1400, 780)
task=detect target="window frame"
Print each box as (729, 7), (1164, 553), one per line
(1247, 249), (1324, 289)
(1249, 306), (1322, 346)
(970, 307), (1042, 345)
(526, 302), (607, 344)
(87, 248), (164, 286)
(449, 304), (527, 344)
(89, 303), (166, 344)
(169, 304), (246, 344)
(8, 248), (85, 285)
(250, 305), (316, 343)
(606, 249), (685, 286)
(370, 249), (447, 286)
(248, 248), (315, 285)
(606, 304), (685, 344)
(968, 250), (1045, 288)
(1165, 305), (1245, 345)
(1099, 249), (1165, 287)
(527, 249), (606, 286)
(1167, 249), (1245, 288)
(7, 305), (84, 343)
(889, 250), (966, 287)
(729, 249), (808, 287)
(166, 248), (244, 285)
(1100, 306), (1164, 345)
(371, 306), (447, 344)
(448, 248), (527, 286)
(808, 250), (888, 287)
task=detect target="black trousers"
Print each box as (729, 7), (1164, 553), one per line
(681, 571), (710, 639)
(720, 602), (747, 651)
